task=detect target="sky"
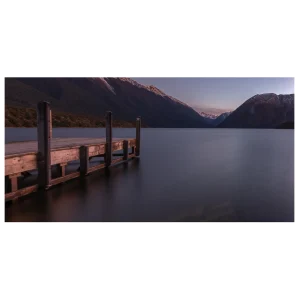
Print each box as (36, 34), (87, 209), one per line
(131, 77), (294, 110)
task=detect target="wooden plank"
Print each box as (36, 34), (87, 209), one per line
(123, 140), (129, 161)
(8, 173), (21, 192)
(8, 173), (22, 178)
(112, 158), (124, 164)
(50, 172), (81, 185)
(87, 164), (106, 174)
(5, 140), (135, 176)
(105, 111), (112, 166)
(90, 154), (105, 158)
(128, 139), (136, 148)
(80, 146), (89, 176)
(136, 117), (141, 156)
(112, 141), (124, 152)
(37, 101), (51, 189)
(4, 150), (138, 203)
(51, 148), (79, 165)
(5, 137), (135, 156)
(5, 185), (39, 202)
(5, 154), (37, 175)
(5, 139), (136, 176)
(88, 144), (106, 157)
(60, 163), (67, 177)
(89, 156), (134, 171)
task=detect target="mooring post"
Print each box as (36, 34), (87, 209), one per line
(123, 140), (129, 161)
(9, 173), (21, 193)
(5, 176), (11, 193)
(136, 116), (141, 156)
(49, 110), (53, 138)
(80, 146), (89, 175)
(37, 101), (51, 189)
(105, 111), (112, 167)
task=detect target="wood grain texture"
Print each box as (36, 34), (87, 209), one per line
(60, 163), (67, 177)
(87, 163), (106, 174)
(9, 175), (19, 192)
(5, 138), (135, 176)
(50, 172), (81, 185)
(88, 144), (106, 157)
(5, 154), (37, 176)
(51, 148), (79, 165)
(5, 184), (39, 202)
(112, 158), (124, 164)
(5, 135), (137, 202)
(5, 138), (132, 156)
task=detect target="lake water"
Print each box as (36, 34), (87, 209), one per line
(5, 128), (294, 222)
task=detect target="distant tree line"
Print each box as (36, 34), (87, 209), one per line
(5, 106), (140, 128)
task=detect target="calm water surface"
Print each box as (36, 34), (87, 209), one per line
(5, 128), (294, 222)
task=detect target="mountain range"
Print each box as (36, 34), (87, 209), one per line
(195, 111), (232, 126)
(5, 78), (209, 128)
(218, 93), (294, 128)
(5, 78), (294, 129)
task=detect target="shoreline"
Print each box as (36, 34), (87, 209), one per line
(5, 126), (293, 129)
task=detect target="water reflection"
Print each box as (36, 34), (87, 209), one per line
(5, 128), (294, 222)
(174, 200), (238, 222)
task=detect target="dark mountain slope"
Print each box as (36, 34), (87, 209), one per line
(277, 122), (294, 129)
(218, 93), (294, 128)
(5, 78), (210, 128)
(213, 112), (231, 126)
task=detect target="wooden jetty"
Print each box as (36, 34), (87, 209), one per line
(5, 101), (141, 202)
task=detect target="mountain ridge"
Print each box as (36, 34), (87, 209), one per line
(5, 78), (210, 128)
(5, 78), (294, 129)
(218, 93), (294, 128)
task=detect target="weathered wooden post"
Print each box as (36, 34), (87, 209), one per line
(5, 176), (11, 193)
(135, 116), (141, 156)
(105, 111), (112, 167)
(37, 101), (51, 189)
(49, 110), (53, 138)
(9, 173), (21, 193)
(80, 146), (89, 175)
(123, 140), (129, 161)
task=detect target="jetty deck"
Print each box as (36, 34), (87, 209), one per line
(5, 101), (141, 202)
(6, 137), (134, 156)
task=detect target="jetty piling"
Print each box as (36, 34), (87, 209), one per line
(37, 101), (51, 190)
(136, 117), (141, 156)
(105, 111), (112, 167)
(5, 101), (141, 202)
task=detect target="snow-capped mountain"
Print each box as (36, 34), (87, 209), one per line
(198, 111), (218, 120)
(192, 108), (232, 126)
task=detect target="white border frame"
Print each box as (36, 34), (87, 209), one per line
(2, 75), (296, 224)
